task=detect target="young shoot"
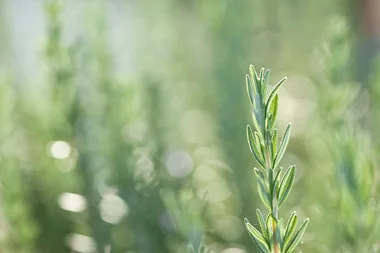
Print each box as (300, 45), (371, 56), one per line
(244, 65), (309, 253)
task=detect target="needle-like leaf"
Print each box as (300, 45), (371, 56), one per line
(283, 212), (298, 251)
(274, 124), (292, 168)
(278, 165), (296, 207)
(254, 168), (272, 210)
(284, 218), (310, 253)
(256, 209), (269, 239)
(245, 218), (271, 253)
(247, 125), (266, 168)
(267, 77), (287, 108)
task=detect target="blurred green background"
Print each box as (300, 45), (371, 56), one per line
(0, 0), (380, 253)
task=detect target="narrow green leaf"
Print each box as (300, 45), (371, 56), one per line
(267, 114), (274, 133)
(254, 131), (264, 146)
(254, 167), (266, 184)
(252, 111), (264, 137)
(271, 129), (278, 159)
(246, 74), (255, 105)
(254, 168), (272, 210)
(266, 130), (274, 164)
(254, 131), (266, 163)
(255, 71), (266, 132)
(263, 69), (270, 86)
(272, 167), (282, 198)
(248, 66), (265, 135)
(249, 65), (261, 97)
(269, 94), (278, 115)
(266, 77), (287, 108)
(252, 98), (264, 135)
(277, 165), (296, 207)
(253, 101), (265, 133)
(273, 123), (291, 168)
(275, 218), (284, 250)
(266, 214), (273, 249)
(261, 69), (269, 100)
(247, 125), (265, 168)
(256, 134), (267, 164)
(267, 94), (278, 130)
(259, 68), (265, 81)
(284, 218), (309, 253)
(249, 65), (259, 82)
(283, 212), (298, 251)
(256, 209), (268, 239)
(268, 168), (274, 198)
(245, 218), (271, 253)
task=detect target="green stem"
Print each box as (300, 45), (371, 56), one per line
(265, 135), (280, 253)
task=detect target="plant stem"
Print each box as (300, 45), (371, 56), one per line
(265, 134), (280, 253)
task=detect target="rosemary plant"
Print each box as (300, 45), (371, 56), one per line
(244, 65), (309, 253)
(313, 18), (380, 252)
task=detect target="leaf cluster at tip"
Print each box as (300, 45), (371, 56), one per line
(244, 65), (309, 253)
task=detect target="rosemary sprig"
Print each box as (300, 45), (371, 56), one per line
(244, 65), (309, 253)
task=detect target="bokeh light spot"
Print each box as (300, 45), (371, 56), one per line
(165, 150), (193, 178)
(65, 234), (95, 253)
(58, 193), (87, 212)
(99, 191), (128, 224)
(49, 141), (71, 159)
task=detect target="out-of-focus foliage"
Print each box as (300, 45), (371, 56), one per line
(304, 15), (380, 253)
(0, 0), (379, 253)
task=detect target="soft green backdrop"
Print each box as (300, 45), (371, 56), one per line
(0, 0), (379, 253)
